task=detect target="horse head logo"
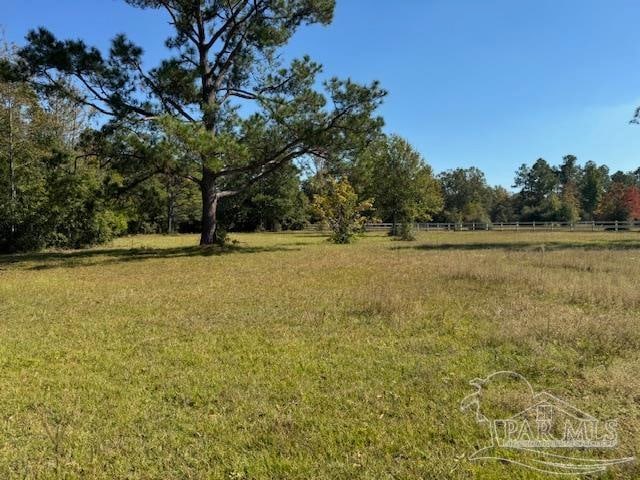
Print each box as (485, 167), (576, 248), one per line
(459, 371), (635, 475)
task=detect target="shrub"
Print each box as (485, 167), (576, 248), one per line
(312, 179), (372, 244)
(398, 221), (416, 241)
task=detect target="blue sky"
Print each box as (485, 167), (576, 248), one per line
(3, 0), (640, 187)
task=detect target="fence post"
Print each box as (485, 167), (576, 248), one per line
(516, 222), (519, 232)
(533, 221), (536, 231)
(615, 220), (619, 232)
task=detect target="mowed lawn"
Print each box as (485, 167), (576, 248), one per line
(0, 231), (639, 479)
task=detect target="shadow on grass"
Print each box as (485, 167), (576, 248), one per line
(393, 238), (640, 252)
(0, 244), (299, 271)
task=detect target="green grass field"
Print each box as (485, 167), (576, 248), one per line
(1, 231), (638, 479)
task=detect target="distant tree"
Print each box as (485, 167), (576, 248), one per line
(438, 167), (491, 222)
(558, 155), (581, 191)
(489, 186), (515, 222)
(312, 178), (371, 244)
(580, 161), (609, 220)
(513, 157), (588, 221)
(626, 186), (640, 220)
(121, 177), (172, 234)
(555, 155), (582, 222)
(556, 189), (581, 223)
(220, 163), (308, 232)
(610, 169), (639, 187)
(164, 174), (201, 233)
(15, 0), (385, 245)
(513, 158), (558, 216)
(596, 183), (640, 221)
(357, 135), (442, 238)
(120, 173), (201, 234)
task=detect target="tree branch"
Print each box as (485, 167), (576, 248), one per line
(159, 1), (199, 45)
(133, 61), (197, 122)
(203, 0), (252, 51)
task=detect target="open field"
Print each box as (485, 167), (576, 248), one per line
(1, 231), (639, 479)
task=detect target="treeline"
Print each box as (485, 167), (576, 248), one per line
(436, 157), (640, 224)
(2, 71), (640, 252)
(0, 77), (197, 252)
(305, 146), (640, 242)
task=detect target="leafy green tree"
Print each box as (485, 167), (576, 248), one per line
(556, 155), (582, 222)
(312, 178), (371, 244)
(44, 155), (128, 247)
(0, 79), (49, 250)
(580, 161), (609, 220)
(119, 174), (201, 234)
(556, 189), (581, 223)
(513, 158), (567, 221)
(17, 0), (385, 245)
(220, 162), (308, 232)
(558, 155), (581, 190)
(164, 174), (201, 233)
(610, 169), (640, 187)
(513, 158), (559, 219)
(438, 167), (491, 222)
(0, 75), (127, 251)
(121, 178), (170, 234)
(489, 186), (515, 222)
(357, 135), (442, 237)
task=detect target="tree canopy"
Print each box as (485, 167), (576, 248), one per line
(355, 135), (442, 235)
(14, 0), (386, 244)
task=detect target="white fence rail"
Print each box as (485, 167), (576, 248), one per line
(359, 221), (640, 232)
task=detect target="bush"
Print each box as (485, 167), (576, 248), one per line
(92, 210), (128, 244)
(312, 179), (372, 244)
(398, 221), (416, 241)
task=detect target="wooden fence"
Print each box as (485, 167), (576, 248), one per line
(359, 221), (640, 232)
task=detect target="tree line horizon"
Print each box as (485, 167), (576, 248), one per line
(1, 0), (639, 252)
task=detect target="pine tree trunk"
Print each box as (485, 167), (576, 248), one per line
(200, 171), (219, 245)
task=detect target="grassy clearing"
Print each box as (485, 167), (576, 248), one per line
(0, 231), (639, 479)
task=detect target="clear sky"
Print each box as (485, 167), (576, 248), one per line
(3, 0), (640, 187)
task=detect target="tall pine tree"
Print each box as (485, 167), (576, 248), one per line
(16, 0), (385, 245)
